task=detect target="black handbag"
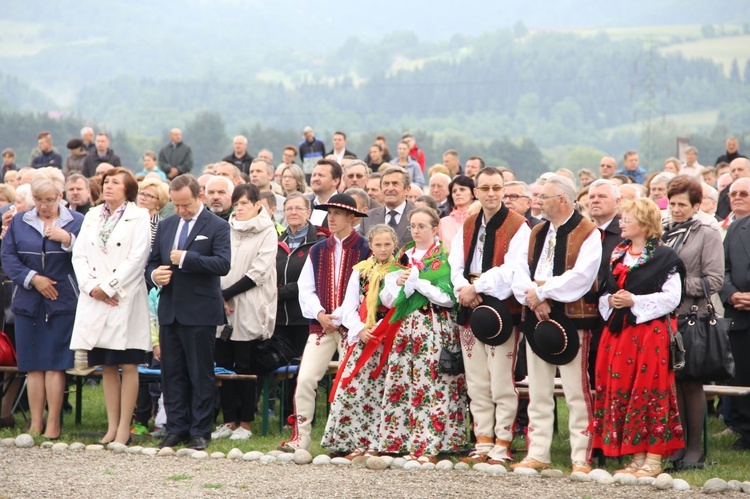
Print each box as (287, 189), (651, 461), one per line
(438, 347), (464, 375)
(249, 335), (298, 375)
(675, 277), (735, 382)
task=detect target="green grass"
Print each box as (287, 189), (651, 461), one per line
(661, 34), (750, 76)
(1, 382), (748, 485)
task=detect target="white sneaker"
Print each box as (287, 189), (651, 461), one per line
(229, 426), (252, 440)
(211, 424), (234, 439)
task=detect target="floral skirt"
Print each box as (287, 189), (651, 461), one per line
(590, 318), (684, 457)
(378, 307), (468, 456)
(321, 340), (386, 452)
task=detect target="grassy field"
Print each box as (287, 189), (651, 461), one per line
(661, 34), (750, 75)
(1, 381), (748, 485)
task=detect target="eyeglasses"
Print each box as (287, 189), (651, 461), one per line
(475, 185), (503, 193)
(502, 194), (529, 201)
(730, 191), (750, 198)
(618, 218), (636, 225)
(138, 192), (157, 200)
(409, 223), (434, 232)
(537, 194), (563, 201)
(33, 196), (59, 206)
(284, 206), (309, 213)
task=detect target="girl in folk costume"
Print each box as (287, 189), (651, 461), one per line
(378, 207), (468, 463)
(322, 224), (398, 457)
(591, 198), (686, 477)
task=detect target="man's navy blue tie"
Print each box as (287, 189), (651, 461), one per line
(178, 219), (191, 250)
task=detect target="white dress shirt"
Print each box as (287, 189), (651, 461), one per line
(298, 235), (346, 322)
(384, 200), (407, 226)
(512, 215), (601, 305)
(450, 216), (531, 300)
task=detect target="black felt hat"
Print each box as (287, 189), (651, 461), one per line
(66, 138), (84, 150)
(524, 309), (580, 365)
(314, 193), (367, 217)
(469, 294), (514, 346)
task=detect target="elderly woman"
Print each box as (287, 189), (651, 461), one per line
(280, 164), (308, 197)
(591, 198), (685, 477)
(661, 176), (724, 470)
(274, 193), (326, 421)
(137, 177), (170, 244)
(211, 183), (277, 441)
(70, 168), (151, 445)
(439, 175), (475, 252)
(1, 167), (84, 438)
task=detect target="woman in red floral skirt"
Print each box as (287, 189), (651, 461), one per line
(591, 198), (686, 477)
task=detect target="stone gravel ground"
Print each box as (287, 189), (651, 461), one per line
(2, 447), (745, 499)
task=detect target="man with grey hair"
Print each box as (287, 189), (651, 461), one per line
(681, 146), (703, 177)
(80, 126), (95, 153)
(257, 149), (274, 164)
(717, 157), (750, 219)
(619, 183), (641, 201)
(359, 167), (415, 246)
(342, 160), (369, 190)
(649, 172), (675, 206)
(512, 174), (601, 473)
(65, 173), (92, 215)
(701, 183), (720, 219)
(429, 172), (452, 218)
(158, 128), (194, 179)
(586, 178), (622, 386)
(344, 187), (370, 232)
(205, 175), (234, 221)
(504, 180), (540, 226)
(222, 135), (254, 174)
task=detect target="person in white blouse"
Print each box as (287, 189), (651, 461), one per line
(591, 198), (685, 478)
(511, 175), (601, 474)
(321, 224), (398, 458)
(376, 207), (468, 463)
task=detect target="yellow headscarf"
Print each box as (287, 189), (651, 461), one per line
(353, 255), (395, 329)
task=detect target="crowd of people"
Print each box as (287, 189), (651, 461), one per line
(0, 126), (749, 476)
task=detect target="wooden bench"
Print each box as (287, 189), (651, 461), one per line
(67, 361), (341, 436)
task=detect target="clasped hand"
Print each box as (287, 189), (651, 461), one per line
(609, 289), (635, 309)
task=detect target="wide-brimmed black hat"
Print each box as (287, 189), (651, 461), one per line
(524, 309), (580, 365)
(67, 138), (84, 150)
(469, 294), (514, 346)
(314, 193), (367, 217)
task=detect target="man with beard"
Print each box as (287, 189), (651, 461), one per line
(205, 176), (234, 221)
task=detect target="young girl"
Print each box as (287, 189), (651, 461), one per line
(378, 207), (468, 463)
(321, 224), (398, 458)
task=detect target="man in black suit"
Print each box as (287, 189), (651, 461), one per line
(587, 179), (622, 385)
(358, 166), (415, 247)
(719, 177), (750, 451)
(146, 174), (231, 450)
(326, 131), (357, 164)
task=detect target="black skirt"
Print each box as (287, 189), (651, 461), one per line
(88, 347), (147, 367)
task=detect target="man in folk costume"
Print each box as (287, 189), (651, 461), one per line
(279, 193), (371, 451)
(511, 175), (602, 473)
(449, 167), (531, 465)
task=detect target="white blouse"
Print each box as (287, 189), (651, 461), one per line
(380, 247), (454, 310)
(598, 252), (683, 323)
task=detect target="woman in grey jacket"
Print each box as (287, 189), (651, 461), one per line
(661, 175), (724, 471)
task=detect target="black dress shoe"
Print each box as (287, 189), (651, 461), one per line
(158, 434), (189, 449)
(729, 438), (750, 451)
(187, 436), (209, 450)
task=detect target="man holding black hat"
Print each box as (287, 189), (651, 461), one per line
(511, 175), (601, 474)
(449, 167), (531, 465)
(279, 193), (371, 451)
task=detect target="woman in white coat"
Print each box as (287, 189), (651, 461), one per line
(70, 168), (151, 445)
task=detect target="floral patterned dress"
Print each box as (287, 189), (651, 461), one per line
(591, 241), (685, 457)
(321, 257), (392, 452)
(377, 241), (468, 457)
